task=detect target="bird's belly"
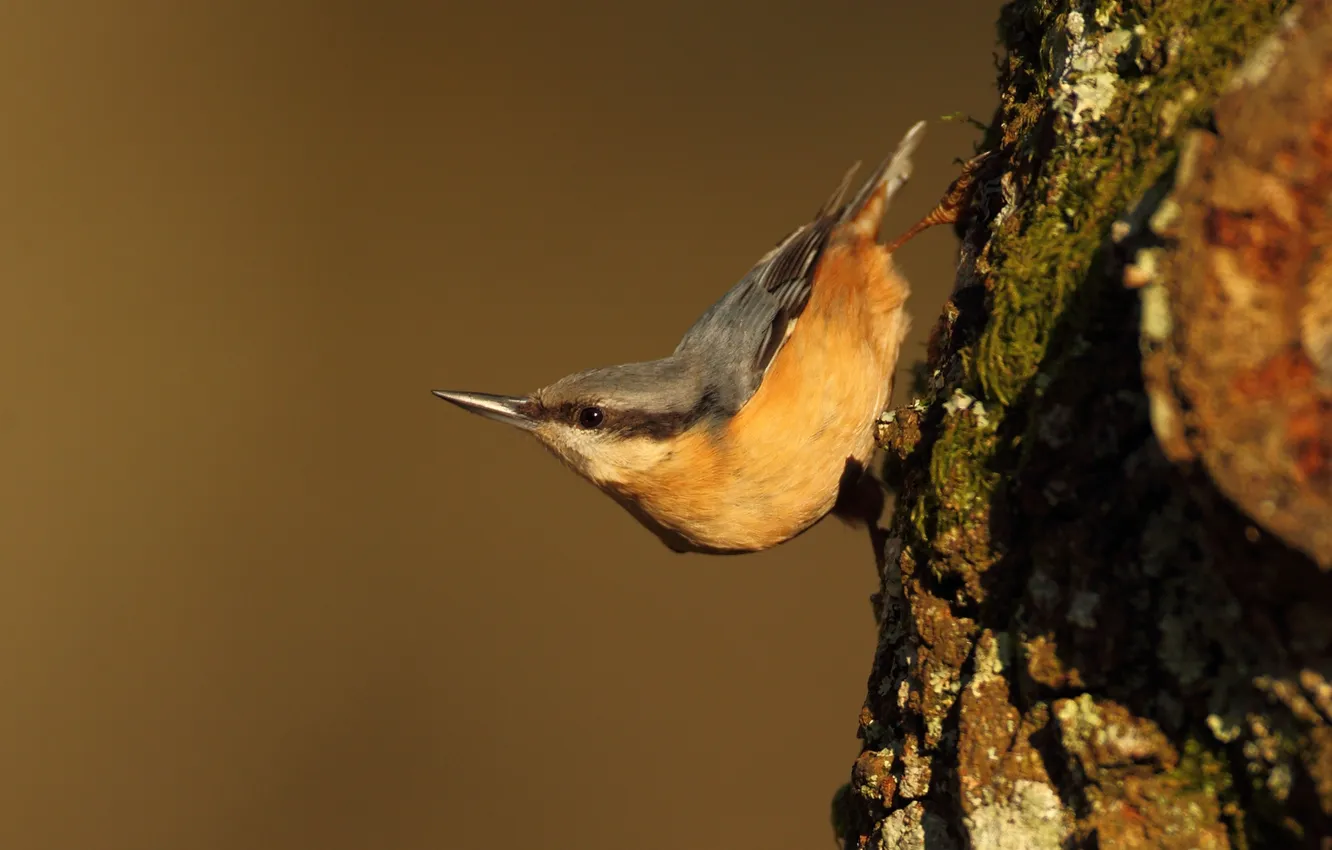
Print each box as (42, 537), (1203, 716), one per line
(623, 451), (858, 554)
(607, 240), (909, 554)
(625, 307), (904, 553)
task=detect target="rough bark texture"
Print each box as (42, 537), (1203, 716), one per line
(837, 1), (1332, 848)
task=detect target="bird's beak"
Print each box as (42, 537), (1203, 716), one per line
(432, 390), (539, 431)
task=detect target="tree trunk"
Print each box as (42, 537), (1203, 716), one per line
(838, 1), (1332, 847)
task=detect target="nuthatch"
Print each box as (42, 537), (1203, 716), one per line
(436, 121), (960, 554)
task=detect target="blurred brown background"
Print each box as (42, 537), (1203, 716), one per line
(0, 2), (1000, 848)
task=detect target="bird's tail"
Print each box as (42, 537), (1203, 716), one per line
(838, 120), (927, 241)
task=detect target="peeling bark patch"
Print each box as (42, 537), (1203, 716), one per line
(1022, 633), (1085, 690)
(1231, 346), (1332, 486)
(1055, 695), (1179, 776)
(957, 633), (1063, 831)
(911, 589), (976, 749)
(1138, 0), (1332, 567)
(854, 748), (899, 807)
(1053, 696), (1237, 848)
(956, 632), (1022, 807)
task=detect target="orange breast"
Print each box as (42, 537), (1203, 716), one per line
(620, 235), (911, 553)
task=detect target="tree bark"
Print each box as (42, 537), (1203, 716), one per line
(838, 1), (1332, 847)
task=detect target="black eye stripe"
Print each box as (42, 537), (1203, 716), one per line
(535, 389), (723, 439)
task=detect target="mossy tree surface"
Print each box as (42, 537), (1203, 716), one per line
(843, 1), (1332, 847)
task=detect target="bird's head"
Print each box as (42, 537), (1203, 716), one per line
(434, 358), (724, 488)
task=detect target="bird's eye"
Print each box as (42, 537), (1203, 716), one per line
(577, 406), (604, 429)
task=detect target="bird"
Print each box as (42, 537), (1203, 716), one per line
(435, 121), (956, 554)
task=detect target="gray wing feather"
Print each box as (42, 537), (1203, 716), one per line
(672, 216), (834, 412)
(672, 121), (925, 415)
(841, 120), (925, 227)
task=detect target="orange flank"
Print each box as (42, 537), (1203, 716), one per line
(611, 228), (911, 552)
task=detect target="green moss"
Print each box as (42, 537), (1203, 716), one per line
(1187, 737), (1234, 794)
(897, 0), (1295, 602)
(1176, 736), (1239, 809)
(923, 408), (1001, 591)
(976, 0), (1294, 408)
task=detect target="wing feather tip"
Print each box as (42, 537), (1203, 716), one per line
(840, 120), (928, 239)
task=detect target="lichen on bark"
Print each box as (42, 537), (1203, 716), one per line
(850, 1), (1332, 848)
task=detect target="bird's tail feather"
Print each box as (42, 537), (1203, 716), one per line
(838, 120), (926, 240)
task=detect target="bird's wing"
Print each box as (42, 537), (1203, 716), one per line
(672, 216), (834, 411)
(673, 121), (925, 414)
